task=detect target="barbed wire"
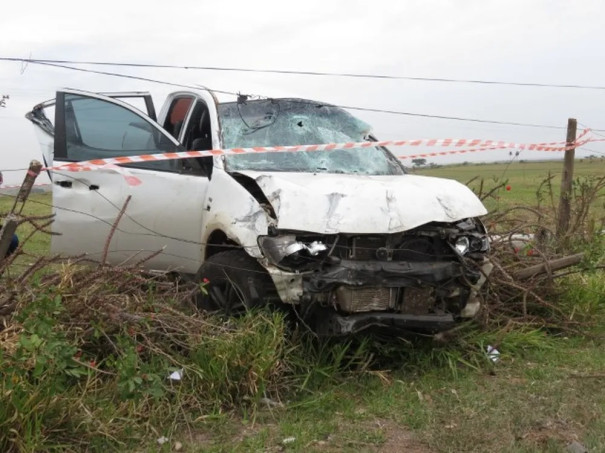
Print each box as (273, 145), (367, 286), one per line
(0, 168), (30, 173)
(0, 188), (458, 260)
(2, 188), (602, 307)
(578, 147), (605, 156)
(3, 187), (602, 265)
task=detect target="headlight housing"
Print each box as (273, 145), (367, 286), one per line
(259, 235), (329, 271)
(454, 236), (470, 255)
(449, 219), (490, 257)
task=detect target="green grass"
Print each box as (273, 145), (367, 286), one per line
(417, 158), (605, 218)
(0, 191), (52, 261)
(1, 163), (604, 452)
(417, 158), (605, 191)
(177, 325), (605, 452)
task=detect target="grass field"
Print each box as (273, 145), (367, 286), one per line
(199, 329), (605, 452)
(417, 158), (605, 218)
(1, 161), (604, 452)
(0, 192), (53, 273)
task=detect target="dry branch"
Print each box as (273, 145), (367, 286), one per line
(101, 195), (131, 265)
(513, 253), (584, 280)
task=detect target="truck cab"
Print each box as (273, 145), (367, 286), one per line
(26, 88), (491, 335)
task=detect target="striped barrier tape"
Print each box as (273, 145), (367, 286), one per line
(44, 129), (593, 174)
(400, 128), (592, 159)
(35, 129), (599, 186)
(401, 137), (594, 160)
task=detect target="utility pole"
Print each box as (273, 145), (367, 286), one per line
(556, 118), (577, 238)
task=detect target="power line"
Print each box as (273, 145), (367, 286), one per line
(578, 147), (605, 156)
(32, 60), (239, 97)
(337, 104), (566, 130)
(3, 59), (570, 130)
(4, 57), (605, 91)
(578, 122), (605, 134)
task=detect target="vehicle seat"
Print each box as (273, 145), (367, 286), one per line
(172, 120), (184, 139)
(192, 137), (212, 151)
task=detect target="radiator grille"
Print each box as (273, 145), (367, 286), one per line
(401, 287), (435, 314)
(334, 286), (396, 313)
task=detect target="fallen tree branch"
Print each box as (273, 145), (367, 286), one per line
(513, 253), (584, 280)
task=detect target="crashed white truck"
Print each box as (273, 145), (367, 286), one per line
(26, 89), (492, 335)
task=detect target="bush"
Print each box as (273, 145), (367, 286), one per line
(0, 268), (294, 451)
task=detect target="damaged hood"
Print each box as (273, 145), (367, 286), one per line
(236, 171), (487, 234)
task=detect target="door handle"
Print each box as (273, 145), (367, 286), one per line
(56, 180), (72, 188)
(89, 185), (100, 191)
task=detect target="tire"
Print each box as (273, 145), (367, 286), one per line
(195, 250), (274, 314)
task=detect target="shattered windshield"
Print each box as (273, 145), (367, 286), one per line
(219, 99), (404, 175)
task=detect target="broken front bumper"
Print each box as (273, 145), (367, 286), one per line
(304, 258), (484, 314)
(312, 309), (457, 336)
(264, 257), (492, 334)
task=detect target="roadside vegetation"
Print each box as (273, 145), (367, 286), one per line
(1, 159), (604, 452)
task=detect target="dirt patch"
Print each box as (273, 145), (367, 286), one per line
(290, 417), (433, 453)
(180, 414), (433, 451)
(519, 418), (583, 449)
(374, 419), (434, 453)
(190, 430), (214, 449)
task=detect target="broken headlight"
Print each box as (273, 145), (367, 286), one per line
(259, 235), (329, 271)
(450, 219), (490, 257)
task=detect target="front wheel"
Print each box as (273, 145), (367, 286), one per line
(195, 250), (274, 314)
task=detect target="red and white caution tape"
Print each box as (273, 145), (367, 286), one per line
(400, 138), (594, 160)
(40, 129), (599, 186)
(400, 128), (593, 159)
(45, 131), (593, 172)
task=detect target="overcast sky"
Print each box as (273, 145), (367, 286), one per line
(2, 0), (605, 184)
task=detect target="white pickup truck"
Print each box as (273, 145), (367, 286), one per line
(26, 89), (491, 335)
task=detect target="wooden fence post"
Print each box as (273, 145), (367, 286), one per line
(0, 160), (43, 259)
(556, 118), (577, 238)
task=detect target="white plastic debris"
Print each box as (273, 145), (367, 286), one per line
(259, 396), (284, 408)
(566, 440), (588, 453)
(486, 345), (500, 362)
(282, 437), (296, 445)
(167, 369), (184, 381)
(157, 436), (169, 445)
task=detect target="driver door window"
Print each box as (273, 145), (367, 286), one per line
(57, 93), (181, 172)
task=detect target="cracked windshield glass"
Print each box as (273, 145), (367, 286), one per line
(219, 99), (404, 175)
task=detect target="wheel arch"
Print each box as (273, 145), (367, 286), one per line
(204, 229), (242, 260)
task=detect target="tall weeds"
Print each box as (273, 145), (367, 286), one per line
(0, 262), (382, 451)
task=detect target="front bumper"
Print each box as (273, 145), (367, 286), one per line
(312, 310), (457, 336)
